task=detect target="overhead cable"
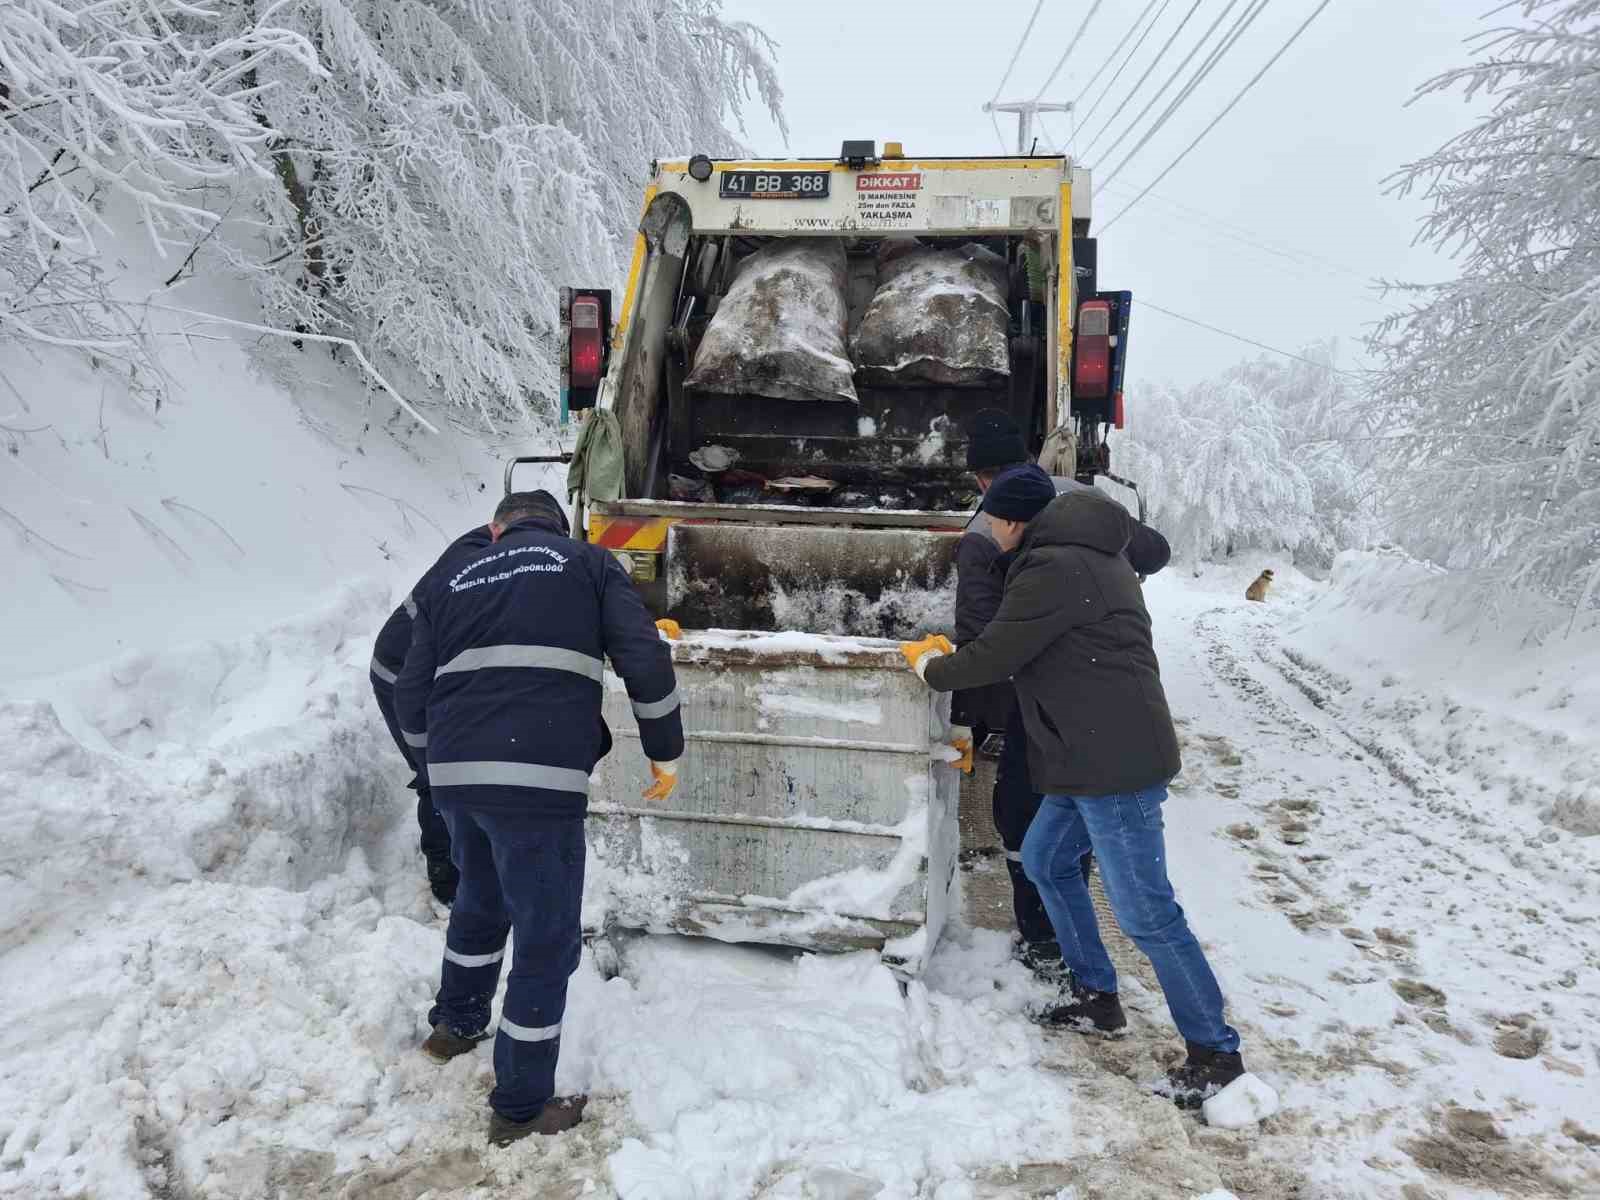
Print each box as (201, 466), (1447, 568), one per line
(1140, 298), (1365, 375)
(1100, 0), (1275, 185)
(1072, 0), (1176, 143)
(1077, 0), (1207, 158)
(992, 0), (1047, 99)
(1070, 0), (1166, 121)
(1030, 0), (1111, 102)
(1092, 0), (1256, 170)
(1099, 0), (1338, 233)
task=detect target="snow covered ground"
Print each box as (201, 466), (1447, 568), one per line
(3, 328), (1598, 1197)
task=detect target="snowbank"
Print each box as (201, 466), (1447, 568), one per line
(1288, 549), (1600, 838)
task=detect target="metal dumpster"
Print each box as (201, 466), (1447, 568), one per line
(584, 629), (961, 977)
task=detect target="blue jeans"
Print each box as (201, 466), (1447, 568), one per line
(429, 801), (585, 1121)
(1021, 784), (1240, 1052)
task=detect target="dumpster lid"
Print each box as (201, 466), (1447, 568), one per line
(672, 629), (908, 670)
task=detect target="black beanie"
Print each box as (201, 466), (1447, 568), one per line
(981, 464), (1056, 522)
(495, 489), (571, 536)
(966, 408), (1028, 471)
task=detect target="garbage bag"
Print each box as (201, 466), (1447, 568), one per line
(852, 244), (1010, 385)
(685, 240), (858, 404)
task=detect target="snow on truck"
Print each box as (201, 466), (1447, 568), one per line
(519, 141), (1135, 977)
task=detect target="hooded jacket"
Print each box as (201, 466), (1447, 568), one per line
(952, 478), (1170, 728)
(394, 512), (683, 814)
(926, 490), (1181, 796)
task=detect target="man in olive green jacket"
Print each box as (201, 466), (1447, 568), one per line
(903, 465), (1246, 1108)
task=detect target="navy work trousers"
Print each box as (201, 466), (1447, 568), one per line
(372, 679), (452, 866)
(428, 799), (585, 1122)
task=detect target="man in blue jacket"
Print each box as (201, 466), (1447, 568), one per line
(396, 489), (684, 1146)
(370, 524), (493, 904)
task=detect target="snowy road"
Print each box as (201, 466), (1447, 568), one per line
(1146, 565), (1599, 1199)
(2, 562), (1596, 1199)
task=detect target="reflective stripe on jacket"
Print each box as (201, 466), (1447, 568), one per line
(395, 513), (683, 812)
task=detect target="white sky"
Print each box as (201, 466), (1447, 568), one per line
(718, 0), (1488, 387)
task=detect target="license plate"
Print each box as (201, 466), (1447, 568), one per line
(718, 170), (831, 200)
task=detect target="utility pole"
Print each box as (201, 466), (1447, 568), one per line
(984, 100), (1074, 154)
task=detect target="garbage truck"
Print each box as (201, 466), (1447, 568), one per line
(520, 141), (1135, 978)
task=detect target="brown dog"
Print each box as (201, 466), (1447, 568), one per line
(1245, 569), (1275, 602)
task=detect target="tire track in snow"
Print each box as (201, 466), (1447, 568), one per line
(1170, 594), (1600, 1198)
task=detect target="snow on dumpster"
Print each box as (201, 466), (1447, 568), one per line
(586, 630), (959, 977)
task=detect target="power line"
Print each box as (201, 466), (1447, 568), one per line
(1101, 0), (1276, 186)
(1070, 0), (1166, 121)
(990, 108), (1011, 154)
(1093, 0), (1256, 173)
(1031, 0), (1110, 102)
(992, 0), (1047, 100)
(1097, 179), (1372, 280)
(1072, 0), (1174, 144)
(1140, 298), (1365, 375)
(1100, 0), (1273, 188)
(1078, 0), (1206, 158)
(1100, 0), (1338, 233)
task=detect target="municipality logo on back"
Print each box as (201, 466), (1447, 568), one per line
(450, 544), (569, 592)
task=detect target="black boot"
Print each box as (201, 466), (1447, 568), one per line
(1160, 1041), (1246, 1109)
(426, 858), (459, 906)
(488, 1096), (588, 1145)
(1015, 939), (1067, 983)
(1035, 978), (1128, 1037)
(420, 1023), (490, 1062)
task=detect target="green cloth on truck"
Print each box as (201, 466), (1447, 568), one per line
(566, 409), (625, 502)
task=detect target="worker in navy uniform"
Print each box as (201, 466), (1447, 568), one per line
(370, 524), (492, 905)
(396, 489), (684, 1145)
(955, 409), (1171, 979)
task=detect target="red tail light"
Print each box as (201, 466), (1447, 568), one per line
(1074, 300), (1112, 400)
(570, 296), (603, 388)
(1113, 390), (1125, 430)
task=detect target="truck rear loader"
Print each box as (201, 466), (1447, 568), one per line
(518, 141), (1135, 977)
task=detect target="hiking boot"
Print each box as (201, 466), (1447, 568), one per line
(1159, 1041), (1246, 1109)
(420, 1023), (490, 1062)
(426, 859), (459, 906)
(487, 1096), (588, 1146)
(1035, 979), (1128, 1037)
(1015, 939), (1068, 983)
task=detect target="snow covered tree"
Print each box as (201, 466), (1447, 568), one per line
(239, 0), (784, 428)
(1231, 343), (1379, 570)
(1367, 0), (1600, 609)
(1, 1), (320, 397)
(1118, 343), (1373, 567)
(2, 0), (783, 429)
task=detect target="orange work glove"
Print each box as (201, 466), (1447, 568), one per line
(655, 619), (682, 641)
(900, 633), (954, 680)
(642, 760), (679, 802)
(946, 725), (974, 774)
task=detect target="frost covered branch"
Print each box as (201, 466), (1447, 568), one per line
(0, 0), (321, 392)
(1365, 0), (1600, 608)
